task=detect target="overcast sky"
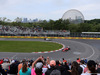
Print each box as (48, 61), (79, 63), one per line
(0, 0), (100, 21)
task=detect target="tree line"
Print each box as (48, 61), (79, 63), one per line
(0, 18), (100, 32)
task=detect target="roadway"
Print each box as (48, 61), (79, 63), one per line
(0, 38), (100, 62)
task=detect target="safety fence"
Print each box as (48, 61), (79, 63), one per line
(0, 36), (100, 40)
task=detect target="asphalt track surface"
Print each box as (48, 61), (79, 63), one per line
(0, 38), (100, 62)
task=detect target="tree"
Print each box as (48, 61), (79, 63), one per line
(68, 24), (79, 32)
(77, 23), (93, 32)
(93, 24), (100, 32)
(7, 19), (11, 23)
(0, 17), (2, 21)
(14, 17), (22, 22)
(2, 17), (7, 22)
(61, 19), (70, 30)
(49, 19), (55, 30)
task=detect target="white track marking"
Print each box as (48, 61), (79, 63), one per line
(11, 54), (18, 59)
(85, 44), (95, 59)
(68, 40), (95, 59)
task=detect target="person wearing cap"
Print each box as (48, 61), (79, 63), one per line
(62, 58), (67, 63)
(31, 57), (45, 75)
(80, 60), (86, 73)
(0, 64), (7, 75)
(1, 58), (11, 74)
(45, 60), (61, 75)
(76, 58), (80, 64)
(84, 58), (88, 64)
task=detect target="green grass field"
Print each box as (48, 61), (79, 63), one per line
(0, 41), (62, 52)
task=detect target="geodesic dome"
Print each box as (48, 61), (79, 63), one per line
(62, 9), (84, 24)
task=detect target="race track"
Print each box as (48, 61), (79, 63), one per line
(0, 38), (100, 62)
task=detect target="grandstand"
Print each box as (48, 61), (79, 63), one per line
(0, 25), (70, 37)
(81, 32), (100, 38)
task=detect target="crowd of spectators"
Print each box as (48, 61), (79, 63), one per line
(0, 25), (69, 37)
(0, 56), (100, 75)
(0, 25), (38, 34)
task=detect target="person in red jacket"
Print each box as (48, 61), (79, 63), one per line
(0, 59), (3, 64)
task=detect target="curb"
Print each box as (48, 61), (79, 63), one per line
(32, 42), (65, 53)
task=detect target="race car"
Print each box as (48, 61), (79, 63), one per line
(62, 46), (70, 52)
(44, 38), (52, 41)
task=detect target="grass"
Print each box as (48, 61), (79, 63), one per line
(0, 41), (62, 52)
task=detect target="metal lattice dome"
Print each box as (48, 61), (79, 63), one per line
(62, 9), (84, 24)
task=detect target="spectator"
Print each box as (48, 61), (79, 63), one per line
(28, 60), (33, 69)
(1, 58), (11, 74)
(0, 59), (3, 64)
(84, 58), (88, 64)
(81, 60), (98, 75)
(62, 61), (70, 71)
(77, 58), (81, 64)
(80, 60), (86, 73)
(18, 59), (26, 75)
(84, 67), (88, 73)
(0, 64), (7, 75)
(45, 60), (61, 75)
(31, 57), (45, 75)
(97, 63), (100, 73)
(60, 61), (71, 75)
(56, 60), (61, 70)
(62, 58), (67, 63)
(35, 62), (44, 75)
(19, 62), (31, 75)
(9, 60), (19, 75)
(42, 58), (48, 74)
(69, 61), (83, 75)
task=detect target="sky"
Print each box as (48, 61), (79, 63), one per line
(0, 0), (100, 21)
